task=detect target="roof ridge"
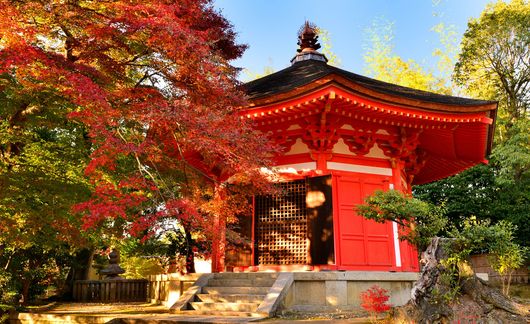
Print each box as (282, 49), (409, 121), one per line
(244, 59), (496, 107)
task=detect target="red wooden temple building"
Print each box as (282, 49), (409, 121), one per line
(227, 22), (497, 273)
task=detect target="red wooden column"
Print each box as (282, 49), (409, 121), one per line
(211, 184), (227, 273)
(314, 151), (331, 171)
(391, 159), (406, 270)
(391, 159), (419, 271)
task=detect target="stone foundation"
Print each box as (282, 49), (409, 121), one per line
(148, 271), (418, 313)
(147, 273), (201, 307)
(282, 271), (418, 312)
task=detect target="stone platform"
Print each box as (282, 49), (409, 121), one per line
(284, 271), (418, 312)
(12, 271), (417, 323)
(166, 271), (417, 317)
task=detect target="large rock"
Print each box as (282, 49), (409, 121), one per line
(393, 237), (528, 323)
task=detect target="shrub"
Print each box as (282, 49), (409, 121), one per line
(356, 190), (447, 252)
(0, 270), (18, 306)
(360, 285), (392, 322)
(121, 256), (164, 279)
(449, 219), (528, 296)
(0, 304), (15, 324)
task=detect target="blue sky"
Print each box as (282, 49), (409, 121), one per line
(213, 0), (492, 80)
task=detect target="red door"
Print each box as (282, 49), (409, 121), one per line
(333, 173), (397, 270)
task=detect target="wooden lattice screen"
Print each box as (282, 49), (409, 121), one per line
(255, 179), (308, 265)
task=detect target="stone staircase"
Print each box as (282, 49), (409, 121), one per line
(178, 272), (279, 318)
(11, 273), (293, 323)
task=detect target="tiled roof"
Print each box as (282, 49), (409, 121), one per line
(245, 59), (495, 107)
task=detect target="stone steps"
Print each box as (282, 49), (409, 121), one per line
(176, 273), (279, 318)
(201, 286), (270, 295)
(190, 301), (260, 312)
(211, 273), (279, 280)
(178, 310), (259, 317)
(207, 278), (276, 287)
(196, 293), (266, 303)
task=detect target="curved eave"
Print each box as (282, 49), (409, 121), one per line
(413, 123), (490, 185)
(413, 159), (480, 185)
(243, 60), (498, 185)
(242, 85), (497, 186)
(242, 79), (498, 157)
(246, 73), (497, 114)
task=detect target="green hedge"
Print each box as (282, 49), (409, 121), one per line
(0, 304), (15, 324)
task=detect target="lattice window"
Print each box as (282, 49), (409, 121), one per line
(255, 179), (307, 265)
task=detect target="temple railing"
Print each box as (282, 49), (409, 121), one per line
(73, 279), (148, 302)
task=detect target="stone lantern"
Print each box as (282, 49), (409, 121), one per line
(100, 249), (125, 279)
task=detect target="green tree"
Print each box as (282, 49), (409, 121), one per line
(454, 0), (530, 137)
(413, 164), (496, 232)
(449, 220), (528, 296)
(316, 28), (341, 67)
(453, 0), (530, 205)
(363, 17), (452, 94)
(415, 161), (530, 247)
(488, 233), (527, 295)
(373, 0), (530, 248)
(418, 0), (530, 247)
(356, 190), (447, 252)
(0, 64), (93, 305)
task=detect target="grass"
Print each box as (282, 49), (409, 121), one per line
(0, 304), (15, 324)
(510, 283), (530, 300)
(267, 309), (384, 323)
(19, 302), (168, 315)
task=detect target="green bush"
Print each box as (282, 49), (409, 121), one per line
(450, 219), (528, 295)
(121, 256), (164, 279)
(0, 270), (18, 305)
(356, 189), (447, 251)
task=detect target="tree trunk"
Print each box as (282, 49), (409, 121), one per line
(394, 237), (527, 323)
(62, 248), (94, 299)
(506, 270), (513, 296)
(184, 225), (195, 273)
(21, 278), (31, 306)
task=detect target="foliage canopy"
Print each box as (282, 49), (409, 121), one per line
(356, 190), (447, 252)
(0, 0), (277, 302)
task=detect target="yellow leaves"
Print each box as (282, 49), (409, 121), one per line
(363, 16), (454, 95)
(242, 57), (275, 81)
(455, 0), (530, 142)
(368, 53), (443, 93)
(316, 27), (341, 67)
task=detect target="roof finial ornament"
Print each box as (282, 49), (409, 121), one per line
(291, 21), (328, 65)
(297, 21), (321, 52)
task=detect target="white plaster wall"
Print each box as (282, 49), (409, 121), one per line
(285, 138), (310, 155)
(327, 162), (392, 176)
(365, 143), (387, 159)
(332, 138), (355, 155)
(274, 162), (317, 172)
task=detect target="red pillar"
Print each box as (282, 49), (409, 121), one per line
(211, 185), (227, 273)
(392, 159), (419, 272)
(314, 150), (332, 171)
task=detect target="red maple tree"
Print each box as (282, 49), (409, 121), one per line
(1, 0), (277, 272)
(360, 285), (392, 321)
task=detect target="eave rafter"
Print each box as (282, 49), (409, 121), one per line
(242, 85), (492, 185)
(240, 86), (493, 129)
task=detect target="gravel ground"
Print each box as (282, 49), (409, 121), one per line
(21, 294), (530, 323)
(26, 302), (168, 314)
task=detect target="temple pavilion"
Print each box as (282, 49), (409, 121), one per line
(227, 22), (497, 273)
